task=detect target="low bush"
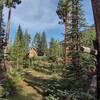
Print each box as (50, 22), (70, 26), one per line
(0, 86), (5, 98)
(1, 69), (24, 98)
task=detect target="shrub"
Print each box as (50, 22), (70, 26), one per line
(0, 86), (5, 98)
(2, 69), (24, 98)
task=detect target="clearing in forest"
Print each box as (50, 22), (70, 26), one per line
(8, 69), (60, 100)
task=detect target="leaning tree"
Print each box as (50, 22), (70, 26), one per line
(0, 0), (4, 62)
(0, 0), (5, 66)
(4, 0), (22, 70)
(0, 0), (6, 82)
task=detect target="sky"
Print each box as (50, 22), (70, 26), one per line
(3, 0), (94, 43)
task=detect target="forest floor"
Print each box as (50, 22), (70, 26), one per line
(9, 69), (61, 100)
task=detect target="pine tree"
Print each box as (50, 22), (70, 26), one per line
(71, 0), (85, 65)
(4, 0), (22, 47)
(56, 0), (70, 64)
(57, 0), (86, 65)
(0, 0), (5, 64)
(49, 38), (60, 62)
(41, 32), (47, 56)
(0, 0), (4, 62)
(32, 32), (41, 55)
(57, 1), (89, 94)
(0, 0), (7, 83)
(3, 0), (22, 70)
(68, 0), (87, 80)
(24, 30), (30, 51)
(10, 25), (24, 67)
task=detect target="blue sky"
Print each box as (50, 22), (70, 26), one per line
(3, 0), (94, 43)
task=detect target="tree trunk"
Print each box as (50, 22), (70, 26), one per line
(65, 14), (69, 64)
(91, 0), (100, 99)
(71, 0), (81, 79)
(0, 0), (7, 83)
(72, 0), (79, 65)
(4, 7), (12, 71)
(0, 7), (2, 50)
(6, 6), (12, 50)
(17, 57), (19, 69)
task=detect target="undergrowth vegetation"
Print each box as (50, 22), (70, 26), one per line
(0, 68), (24, 99)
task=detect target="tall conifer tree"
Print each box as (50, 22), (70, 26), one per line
(57, 0), (70, 64)
(32, 32), (41, 55)
(41, 32), (47, 56)
(24, 30), (30, 51)
(11, 25), (24, 67)
(49, 38), (60, 61)
(3, 0), (22, 70)
(0, 0), (4, 63)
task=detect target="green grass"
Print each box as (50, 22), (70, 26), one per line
(3, 68), (60, 100)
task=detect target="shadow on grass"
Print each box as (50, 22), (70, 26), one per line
(24, 72), (61, 99)
(33, 67), (52, 75)
(7, 93), (38, 100)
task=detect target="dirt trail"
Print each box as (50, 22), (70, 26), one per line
(18, 80), (42, 100)
(11, 69), (60, 100)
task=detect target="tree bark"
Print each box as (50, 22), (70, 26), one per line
(91, 0), (100, 99)
(0, 5), (2, 49)
(4, 7), (12, 71)
(65, 14), (69, 64)
(72, 0), (79, 65)
(0, 0), (7, 83)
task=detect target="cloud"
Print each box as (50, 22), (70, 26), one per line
(4, 0), (60, 32)
(3, 0), (94, 42)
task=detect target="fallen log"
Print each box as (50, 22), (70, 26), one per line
(80, 46), (97, 56)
